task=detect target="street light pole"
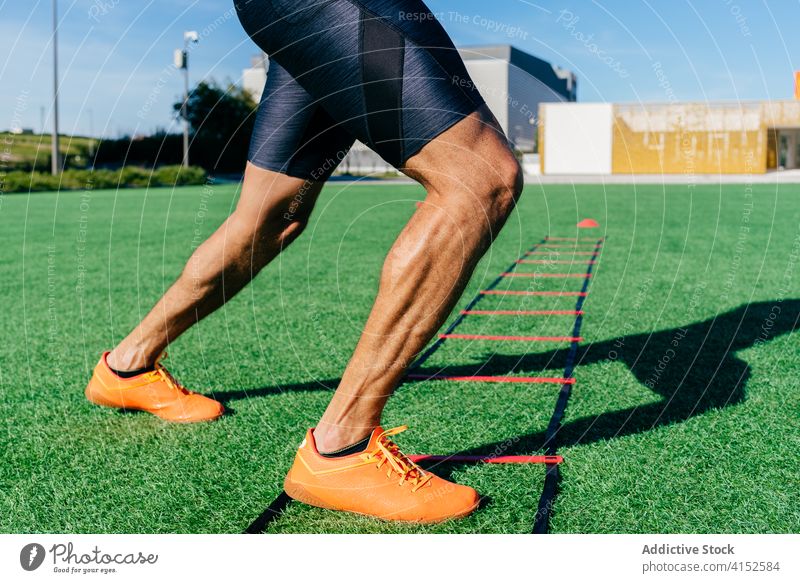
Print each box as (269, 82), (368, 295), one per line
(179, 31), (199, 168)
(51, 0), (61, 175)
(182, 47), (189, 168)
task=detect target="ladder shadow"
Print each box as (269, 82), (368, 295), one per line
(417, 299), (800, 461)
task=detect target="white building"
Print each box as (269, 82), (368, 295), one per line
(539, 100), (800, 175)
(459, 45), (576, 152)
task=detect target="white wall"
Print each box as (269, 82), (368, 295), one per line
(521, 153), (540, 175)
(543, 103), (613, 174)
(462, 59), (509, 134)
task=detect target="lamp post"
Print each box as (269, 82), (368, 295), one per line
(51, 0), (61, 175)
(176, 31), (199, 168)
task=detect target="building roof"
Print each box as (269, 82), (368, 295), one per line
(458, 45), (576, 101)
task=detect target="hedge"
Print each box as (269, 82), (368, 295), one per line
(0, 165), (207, 194)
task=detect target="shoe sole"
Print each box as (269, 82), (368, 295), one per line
(85, 385), (223, 424)
(284, 472), (480, 524)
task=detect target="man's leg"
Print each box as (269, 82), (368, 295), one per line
(107, 163), (323, 372)
(313, 105), (523, 452)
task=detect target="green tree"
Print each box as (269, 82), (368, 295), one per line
(174, 80), (258, 172)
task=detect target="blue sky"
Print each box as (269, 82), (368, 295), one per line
(1, 0), (797, 137)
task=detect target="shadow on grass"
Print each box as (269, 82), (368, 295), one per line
(219, 299), (799, 455)
(414, 299), (800, 458)
(212, 378), (336, 412)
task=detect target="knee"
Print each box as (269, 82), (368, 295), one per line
(481, 149), (523, 227)
(499, 152), (525, 206)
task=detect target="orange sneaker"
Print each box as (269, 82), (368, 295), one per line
(85, 352), (224, 423)
(284, 426), (480, 523)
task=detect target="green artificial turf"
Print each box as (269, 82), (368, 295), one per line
(1, 179), (798, 534)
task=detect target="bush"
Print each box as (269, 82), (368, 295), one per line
(1, 165), (207, 194)
(4, 171), (59, 192)
(152, 165), (207, 186)
(117, 166), (151, 188)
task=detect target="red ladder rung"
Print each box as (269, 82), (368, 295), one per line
(517, 259), (597, 265)
(502, 272), (591, 278)
(539, 245), (602, 249)
(407, 373), (575, 384)
(480, 290), (588, 297)
(461, 310), (582, 315)
(408, 454), (563, 465)
(527, 251), (598, 256)
(440, 333), (582, 342)
(545, 237), (601, 242)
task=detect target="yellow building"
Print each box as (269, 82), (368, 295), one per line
(539, 100), (800, 175)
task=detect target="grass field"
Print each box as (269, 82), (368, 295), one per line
(1, 179), (798, 534)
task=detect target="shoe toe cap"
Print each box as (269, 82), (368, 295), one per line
(415, 480), (480, 522)
(447, 483), (481, 515)
(160, 394), (224, 422)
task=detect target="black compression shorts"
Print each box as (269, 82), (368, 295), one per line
(234, 0), (485, 180)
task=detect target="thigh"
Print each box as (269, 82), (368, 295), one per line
(235, 0), (486, 169)
(247, 58), (356, 180)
